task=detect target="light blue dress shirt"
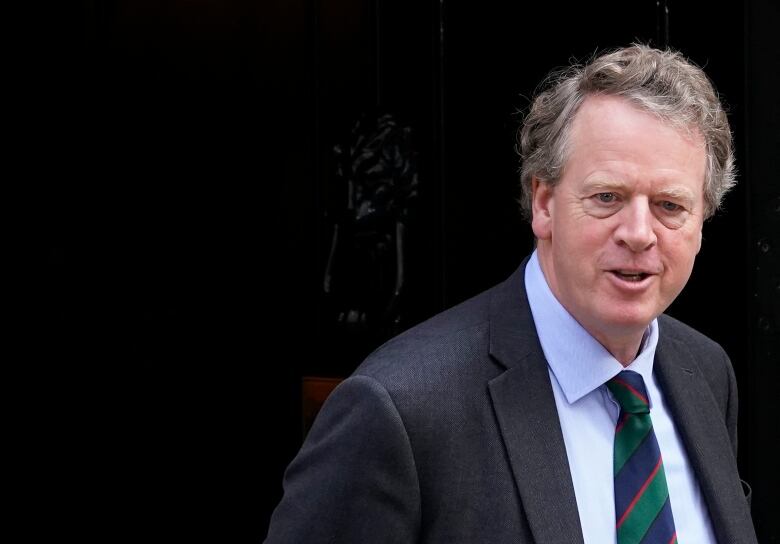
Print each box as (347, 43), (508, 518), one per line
(524, 250), (716, 544)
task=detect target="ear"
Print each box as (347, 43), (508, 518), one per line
(531, 177), (554, 240)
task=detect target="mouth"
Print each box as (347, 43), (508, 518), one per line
(609, 270), (652, 282)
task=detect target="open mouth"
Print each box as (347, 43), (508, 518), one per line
(610, 270), (650, 282)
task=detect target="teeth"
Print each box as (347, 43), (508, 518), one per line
(614, 271), (644, 281)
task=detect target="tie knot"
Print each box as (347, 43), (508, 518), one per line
(607, 370), (650, 414)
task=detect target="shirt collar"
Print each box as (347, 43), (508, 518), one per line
(524, 250), (659, 405)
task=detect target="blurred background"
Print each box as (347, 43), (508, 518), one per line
(30, 0), (778, 541)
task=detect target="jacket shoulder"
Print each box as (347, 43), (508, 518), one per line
(356, 286), (497, 379)
(657, 313), (736, 415)
(658, 313), (728, 358)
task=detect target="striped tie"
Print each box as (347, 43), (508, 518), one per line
(607, 371), (677, 544)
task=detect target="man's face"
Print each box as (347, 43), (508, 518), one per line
(532, 95), (706, 351)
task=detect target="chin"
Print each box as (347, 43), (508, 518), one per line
(597, 308), (659, 334)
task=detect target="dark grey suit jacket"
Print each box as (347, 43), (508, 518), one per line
(265, 261), (757, 543)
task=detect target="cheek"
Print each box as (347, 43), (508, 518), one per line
(557, 223), (610, 258)
(553, 228), (604, 280)
(662, 238), (700, 283)
(554, 214), (602, 242)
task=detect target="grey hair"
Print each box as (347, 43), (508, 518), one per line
(518, 44), (735, 220)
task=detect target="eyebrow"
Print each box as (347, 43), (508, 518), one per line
(654, 187), (696, 202)
(581, 179), (631, 193)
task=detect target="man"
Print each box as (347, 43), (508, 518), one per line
(265, 45), (757, 543)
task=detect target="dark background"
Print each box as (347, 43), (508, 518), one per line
(31, 0), (778, 541)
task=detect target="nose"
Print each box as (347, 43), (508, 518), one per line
(613, 198), (657, 252)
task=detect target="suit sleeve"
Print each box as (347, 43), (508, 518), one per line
(264, 375), (421, 543)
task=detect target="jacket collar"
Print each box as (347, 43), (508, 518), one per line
(487, 258), (585, 544)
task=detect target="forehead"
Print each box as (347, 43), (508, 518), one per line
(570, 94), (704, 147)
(566, 95), (707, 192)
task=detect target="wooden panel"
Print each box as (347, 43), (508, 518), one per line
(302, 376), (344, 437)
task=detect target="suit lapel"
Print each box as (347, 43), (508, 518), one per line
(655, 337), (756, 543)
(487, 262), (584, 544)
(488, 260), (756, 543)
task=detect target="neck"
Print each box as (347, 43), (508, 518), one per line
(534, 246), (648, 366)
(589, 330), (644, 366)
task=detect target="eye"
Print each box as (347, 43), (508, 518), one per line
(659, 201), (682, 212)
(583, 190), (622, 218)
(595, 192), (617, 203)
